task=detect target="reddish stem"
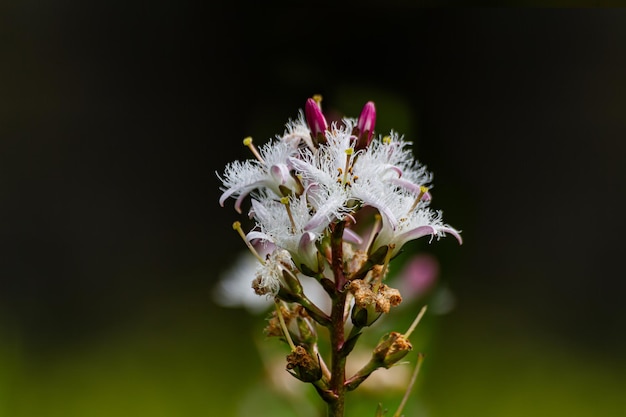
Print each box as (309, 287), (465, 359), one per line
(327, 221), (347, 417)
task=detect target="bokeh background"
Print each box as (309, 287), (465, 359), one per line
(1, 6), (625, 417)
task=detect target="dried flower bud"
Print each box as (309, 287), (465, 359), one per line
(286, 345), (322, 383)
(372, 331), (412, 369)
(348, 280), (403, 327)
(376, 284), (403, 313)
(349, 280), (382, 327)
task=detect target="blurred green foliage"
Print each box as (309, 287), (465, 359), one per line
(1, 296), (623, 417)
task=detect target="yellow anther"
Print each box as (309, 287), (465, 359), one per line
(232, 221), (265, 264)
(243, 136), (264, 163)
(383, 135), (392, 144)
(312, 94), (323, 105)
(280, 197), (297, 231)
(342, 150), (354, 186)
(409, 185), (430, 213)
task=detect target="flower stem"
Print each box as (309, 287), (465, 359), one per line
(392, 352), (424, 417)
(328, 290), (348, 417)
(327, 221), (348, 417)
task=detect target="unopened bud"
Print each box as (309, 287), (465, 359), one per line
(305, 97), (328, 147)
(354, 101), (376, 151)
(351, 300), (382, 327)
(295, 307), (317, 345)
(276, 268), (303, 303)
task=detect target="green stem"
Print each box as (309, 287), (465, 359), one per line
(299, 294), (332, 327)
(392, 353), (424, 417)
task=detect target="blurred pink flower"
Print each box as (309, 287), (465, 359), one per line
(393, 253), (440, 304)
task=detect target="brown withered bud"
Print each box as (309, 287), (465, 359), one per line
(349, 281), (403, 313)
(349, 280), (403, 327)
(349, 280), (377, 309)
(251, 275), (270, 296)
(286, 345), (322, 383)
(349, 280), (380, 327)
(372, 331), (413, 369)
(375, 283), (403, 314)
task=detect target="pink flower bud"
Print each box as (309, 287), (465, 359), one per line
(354, 101), (376, 150)
(305, 98), (328, 147)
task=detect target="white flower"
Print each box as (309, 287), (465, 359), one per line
(246, 196), (324, 273)
(370, 191), (462, 258)
(217, 138), (300, 213)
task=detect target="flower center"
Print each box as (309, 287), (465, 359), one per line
(337, 147), (358, 188)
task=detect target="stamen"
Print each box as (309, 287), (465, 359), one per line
(243, 136), (265, 163)
(312, 94), (323, 106)
(342, 148), (354, 186)
(280, 197), (297, 231)
(275, 300), (297, 351)
(232, 221), (265, 264)
(408, 185), (429, 213)
(382, 135), (392, 144)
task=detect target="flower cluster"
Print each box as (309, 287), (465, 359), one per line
(219, 96), (460, 293)
(217, 95), (461, 417)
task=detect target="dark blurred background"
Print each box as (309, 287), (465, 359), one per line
(1, 6), (625, 417)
